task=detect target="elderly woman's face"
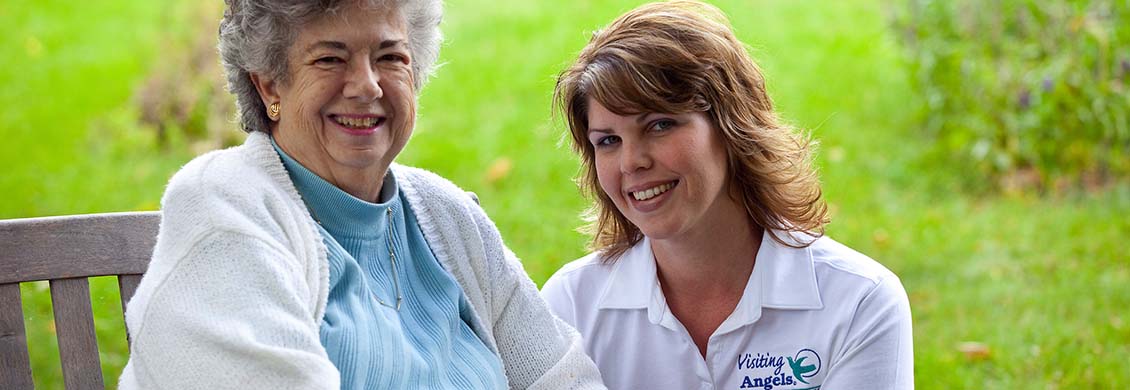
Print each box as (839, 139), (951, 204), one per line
(263, 2), (415, 188)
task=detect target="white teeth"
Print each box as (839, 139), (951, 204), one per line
(631, 182), (674, 201)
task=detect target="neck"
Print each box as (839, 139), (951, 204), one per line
(319, 165), (388, 203)
(651, 206), (762, 300)
(277, 138), (389, 203)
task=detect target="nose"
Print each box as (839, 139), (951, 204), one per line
(619, 140), (652, 174)
(343, 58), (383, 101)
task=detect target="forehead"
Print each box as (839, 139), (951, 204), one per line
(295, 2), (407, 47)
(587, 96), (641, 126)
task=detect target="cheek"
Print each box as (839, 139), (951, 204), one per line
(386, 80), (416, 138)
(383, 73), (415, 108)
(289, 80), (333, 118)
(706, 137), (731, 181)
(593, 156), (620, 200)
(690, 143), (731, 197)
(386, 69), (414, 95)
(682, 133), (725, 171)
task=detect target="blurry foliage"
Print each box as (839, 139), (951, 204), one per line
(134, 1), (242, 154)
(890, 0), (1130, 194)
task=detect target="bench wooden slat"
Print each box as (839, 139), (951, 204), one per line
(50, 278), (105, 390)
(117, 274), (143, 350)
(0, 212), (159, 285)
(3, 212), (160, 387)
(117, 274), (143, 316)
(0, 283), (34, 390)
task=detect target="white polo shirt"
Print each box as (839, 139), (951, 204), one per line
(541, 231), (913, 390)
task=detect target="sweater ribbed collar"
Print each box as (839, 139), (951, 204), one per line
(269, 136), (399, 240)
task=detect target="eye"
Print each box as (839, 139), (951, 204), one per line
(649, 118), (677, 132)
(378, 53), (409, 64)
(313, 56), (344, 65)
(593, 135), (621, 147)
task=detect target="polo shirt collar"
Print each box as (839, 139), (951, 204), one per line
(716, 230), (824, 335)
(596, 230), (824, 333)
(595, 237), (662, 311)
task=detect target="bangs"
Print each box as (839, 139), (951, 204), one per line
(580, 51), (708, 122)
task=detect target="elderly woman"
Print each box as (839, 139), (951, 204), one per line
(119, 0), (603, 388)
(542, 1), (913, 389)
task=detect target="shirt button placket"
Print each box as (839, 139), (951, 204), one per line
(703, 337), (721, 389)
(683, 337), (713, 388)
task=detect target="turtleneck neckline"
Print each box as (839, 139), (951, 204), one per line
(270, 136), (400, 240)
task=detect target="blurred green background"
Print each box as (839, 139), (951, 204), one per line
(2, 0), (1127, 388)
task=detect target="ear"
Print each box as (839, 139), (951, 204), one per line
(249, 71), (281, 114)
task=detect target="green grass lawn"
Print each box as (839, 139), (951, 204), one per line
(2, 0), (1127, 388)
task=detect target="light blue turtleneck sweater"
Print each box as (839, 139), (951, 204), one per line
(271, 139), (506, 390)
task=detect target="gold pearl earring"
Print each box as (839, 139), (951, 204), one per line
(269, 102), (280, 119)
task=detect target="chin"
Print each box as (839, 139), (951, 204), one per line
(332, 149), (382, 167)
(640, 230), (676, 241)
(633, 220), (680, 241)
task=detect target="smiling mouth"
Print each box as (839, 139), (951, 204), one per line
(630, 181), (677, 201)
(331, 115), (385, 129)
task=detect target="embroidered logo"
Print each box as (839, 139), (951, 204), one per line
(736, 349), (822, 389)
(787, 349), (821, 384)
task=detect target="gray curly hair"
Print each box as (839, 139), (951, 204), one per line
(219, 0), (443, 133)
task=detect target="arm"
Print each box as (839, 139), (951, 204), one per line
(821, 275), (914, 389)
(539, 271), (578, 327)
(466, 207), (605, 390)
(121, 230), (338, 389)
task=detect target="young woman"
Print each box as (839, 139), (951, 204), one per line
(542, 1), (913, 388)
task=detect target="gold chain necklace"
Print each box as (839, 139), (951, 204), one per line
(306, 204), (403, 311)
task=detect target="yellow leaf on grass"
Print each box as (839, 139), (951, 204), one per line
(872, 228), (890, 247)
(485, 157), (512, 183)
(957, 341), (991, 361)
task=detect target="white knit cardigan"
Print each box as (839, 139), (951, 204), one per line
(119, 132), (604, 389)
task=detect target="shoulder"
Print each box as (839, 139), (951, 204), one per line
(166, 143), (265, 202)
(543, 252), (612, 291)
(159, 133), (302, 242)
(392, 164), (474, 203)
(807, 235), (909, 315)
(165, 133), (279, 200)
(803, 237), (912, 373)
(391, 164), (503, 294)
(540, 252), (614, 315)
(393, 164), (490, 242)
(808, 235), (898, 285)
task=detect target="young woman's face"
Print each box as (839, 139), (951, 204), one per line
(586, 98), (739, 242)
(260, 2), (415, 181)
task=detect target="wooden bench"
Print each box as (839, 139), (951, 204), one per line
(1, 212), (160, 390)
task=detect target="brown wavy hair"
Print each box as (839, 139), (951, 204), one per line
(554, 0), (829, 260)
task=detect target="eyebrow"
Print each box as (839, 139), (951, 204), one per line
(305, 41), (348, 53)
(587, 113), (650, 134)
(305, 39), (406, 53)
(378, 39), (406, 50)
(636, 112), (658, 124)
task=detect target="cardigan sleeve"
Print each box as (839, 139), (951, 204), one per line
(539, 271), (578, 327)
(465, 205), (606, 390)
(119, 230), (338, 390)
(392, 164), (605, 389)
